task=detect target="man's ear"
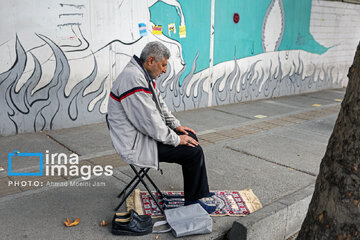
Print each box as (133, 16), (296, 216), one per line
(147, 56), (155, 65)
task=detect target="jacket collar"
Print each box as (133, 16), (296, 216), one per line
(132, 55), (152, 82)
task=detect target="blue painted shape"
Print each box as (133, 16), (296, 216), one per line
(150, 0), (211, 86)
(278, 0), (328, 54)
(213, 0), (271, 65)
(8, 151), (43, 176)
(150, 0), (328, 86)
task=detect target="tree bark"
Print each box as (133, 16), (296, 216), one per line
(297, 42), (360, 240)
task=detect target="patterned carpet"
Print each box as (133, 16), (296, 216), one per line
(126, 189), (262, 217)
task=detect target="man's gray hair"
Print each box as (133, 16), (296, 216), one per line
(140, 41), (171, 63)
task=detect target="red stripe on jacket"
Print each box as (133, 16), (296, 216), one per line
(110, 87), (152, 103)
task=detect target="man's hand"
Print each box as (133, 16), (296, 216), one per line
(175, 126), (197, 135)
(179, 135), (198, 147)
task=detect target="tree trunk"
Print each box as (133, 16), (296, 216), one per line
(297, 42), (360, 240)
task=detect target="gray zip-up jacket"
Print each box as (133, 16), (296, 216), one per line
(107, 56), (181, 169)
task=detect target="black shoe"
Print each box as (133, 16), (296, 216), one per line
(115, 209), (152, 225)
(112, 213), (152, 236)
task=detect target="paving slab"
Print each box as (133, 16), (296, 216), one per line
(304, 89), (345, 102)
(212, 100), (300, 120)
(266, 124), (331, 145)
(203, 143), (316, 206)
(173, 108), (251, 132)
(328, 88), (346, 94)
(225, 126), (328, 176)
(0, 133), (72, 172)
(271, 94), (336, 109)
(46, 122), (113, 156)
(287, 114), (338, 139)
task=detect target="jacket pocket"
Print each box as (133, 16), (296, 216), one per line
(131, 131), (140, 150)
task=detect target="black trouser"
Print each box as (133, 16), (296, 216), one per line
(157, 131), (210, 201)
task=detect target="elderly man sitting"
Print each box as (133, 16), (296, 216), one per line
(107, 41), (215, 214)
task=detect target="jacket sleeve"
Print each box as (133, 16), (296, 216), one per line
(120, 77), (180, 147)
(156, 88), (181, 130)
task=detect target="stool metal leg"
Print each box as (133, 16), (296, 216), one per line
(117, 168), (146, 198)
(130, 165), (165, 215)
(144, 173), (164, 199)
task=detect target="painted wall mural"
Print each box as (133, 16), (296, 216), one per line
(0, 0), (351, 135)
(151, 0), (338, 111)
(0, 35), (106, 136)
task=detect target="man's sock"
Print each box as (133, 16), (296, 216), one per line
(184, 199), (217, 214)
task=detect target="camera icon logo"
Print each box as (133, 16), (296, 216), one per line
(8, 150), (43, 176)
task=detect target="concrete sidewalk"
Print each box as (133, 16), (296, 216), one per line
(0, 88), (345, 240)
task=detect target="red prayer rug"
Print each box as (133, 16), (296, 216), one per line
(126, 189), (262, 217)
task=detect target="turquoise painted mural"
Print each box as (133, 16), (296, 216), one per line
(214, 0), (271, 64)
(150, 0), (211, 86)
(150, 0), (328, 86)
(278, 0), (328, 53)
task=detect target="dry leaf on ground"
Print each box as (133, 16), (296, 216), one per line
(64, 217), (80, 227)
(100, 220), (108, 226)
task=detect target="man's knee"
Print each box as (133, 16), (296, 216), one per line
(187, 131), (198, 141)
(190, 144), (204, 161)
(180, 144), (203, 161)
